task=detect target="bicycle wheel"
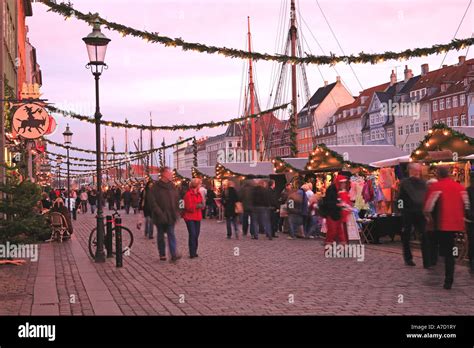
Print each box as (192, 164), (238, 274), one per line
(88, 225), (134, 259)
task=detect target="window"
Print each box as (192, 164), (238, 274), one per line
(421, 89), (426, 98)
(461, 114), (467, 126)
(229, 142), (233, 147)
(460, 94), (465, 106)
(446, 117), (451, 127)
(433, 119), (439, 125)
(439, 118), (445, 125)
(453, 116), (458, 127)
(470, 114), (474, 126)
(439, 99), (445, 110)
(398, 126), (403, 136)
(453, 96), (458, 108)
(446, 97), (451, 109)
(432, 101), (438, 111)
(237, 142), (241, 147)
(414, 123), (420, 133)
(370, 130), (375, 141)
(423, 122), (429, 132)
(387, 129), (393, 139)
(410, 125), (414, 134)
(405, 125), (410, 134)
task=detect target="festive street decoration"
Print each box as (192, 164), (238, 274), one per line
(272, 157), (300, 174)
(173, 169), (190, 185)
(45, 103), (289, 131)
(305, 144), (372, 171)
(192, 138), (198, 168)
(44, 136), (193, 155)
(410, 124), (474, 162)
(41, 1), (474, 66)
(191, 167), (214, 179)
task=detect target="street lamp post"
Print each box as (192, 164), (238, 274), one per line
(63, 124), (73, 212)
(56, 155), (63, 190)
(83, 17), (111, 263)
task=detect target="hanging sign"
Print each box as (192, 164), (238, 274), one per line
(12, 103), (51, 139)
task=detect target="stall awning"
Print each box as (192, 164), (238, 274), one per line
(192, 166), (215, 179)
(306, 144), (407, 171)
(370, 155), (411, 168)
(411, 125), (474, 162)
(216, 162), (273, 178)
(272, 157), (307, 174)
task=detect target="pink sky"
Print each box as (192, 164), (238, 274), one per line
(27, 0), (473, 162)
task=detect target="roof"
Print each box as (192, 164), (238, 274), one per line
(335, 82), (390, 124)
(175, 169), (192, 180)
(194, 166), (215, 177)
(453, 127), (474, 139)
(282, 157), (307, 171)
(297, 82), (337, 128)
(325, 145), (408, 166)
(224, 123), (242, 137)
(219, 162), (274, 176)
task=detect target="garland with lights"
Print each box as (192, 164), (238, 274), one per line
(191, 167), (214, 179)
(44, 136), (193, 155)
(192, 138), (198, 168)
(410, 124), (474, 162)
(173, 169), (190, 184)
(41, 1), (474, 65)
(271, 157), (300, 174)
(215, 163), (267, 180)
(305, 144), (372, 171)
(46, 103), (289, 131)
(51, 152), (150, 168)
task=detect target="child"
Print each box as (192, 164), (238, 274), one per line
(308, 193), (323, 238)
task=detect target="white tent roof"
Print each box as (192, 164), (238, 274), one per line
(326, 145), (408, 166)
(370, 155), (411, 168)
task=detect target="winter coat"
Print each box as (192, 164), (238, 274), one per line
(398, 177), (427, 213)
(142, 185), (153, 218)
(182, 189), (203, 221)
(131, 190), (140, 208)
(50, 204), (73, 234)
(147, 179), (180, 225)
(122, 191), (132, 204)
(318, 184), (342, 221)
(424, 178), (469, 232)
(221, 187), (239, 218)
(253, 186), (272, 208)
(88, 194), (97, 206)
(239, 182), (255, 210)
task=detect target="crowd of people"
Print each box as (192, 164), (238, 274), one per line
(38, 164), (474, 290)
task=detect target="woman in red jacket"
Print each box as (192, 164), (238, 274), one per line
(183, 178), (204, 258)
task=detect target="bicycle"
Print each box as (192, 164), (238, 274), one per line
(88, 209), (134, 259)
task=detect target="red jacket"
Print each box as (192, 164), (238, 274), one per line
(424, 178), (469, 232)
(182, 189), (203, 221)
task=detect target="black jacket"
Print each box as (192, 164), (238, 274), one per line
(398, 177), (427, 213)
(222, 187), (239, 217)
(147, 179), (180, 225)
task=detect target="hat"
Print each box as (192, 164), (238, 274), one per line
(334, 175), (348, 190)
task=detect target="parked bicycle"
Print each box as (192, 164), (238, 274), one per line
(88, 209), (134, 259)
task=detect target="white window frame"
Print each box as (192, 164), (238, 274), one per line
(446, 97), (451, 109)
(439, 99), (445, 110)
(414, 123), (420, 133)
(453, 116), (458, 127)
(423, 122), (429, 132)
(460, 94), (465, 106)
(461, 114), (467, 126)
(452, 96), (458, 108)
(398, 126), (403, 136)
(446, 117), (451, 127)
(432, 101), (438, 111)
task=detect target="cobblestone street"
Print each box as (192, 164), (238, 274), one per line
(1, 209), (473, 316)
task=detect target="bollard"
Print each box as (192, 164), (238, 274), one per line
(105, 215), (113, 258)
(115, 217), (123, 268)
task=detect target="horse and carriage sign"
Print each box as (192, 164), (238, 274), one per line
(11, 102), (55, 139)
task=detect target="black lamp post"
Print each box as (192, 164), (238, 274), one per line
(63, 124), (73, 212)
(83, 17), (111, 263)
(56, 155), (63, 190)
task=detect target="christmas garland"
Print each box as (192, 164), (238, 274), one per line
(51, 152), (150, 168)
(44, 136), (193, 155)
(306, 144), (372, 171)
(191, 167), (214, 179)
(173, 169), (190, 184)
(45, 104), (289, 131)
(272, 157), (300, 174)
(41, 1), (474, 65)
(192, 138), (198, 168)
(410, 124), (474, 161)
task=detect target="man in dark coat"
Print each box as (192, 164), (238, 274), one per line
(147, 167), (181, 262)
(114, 186), (122, 211)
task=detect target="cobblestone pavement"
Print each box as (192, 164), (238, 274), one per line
(1, 208), (473, 315)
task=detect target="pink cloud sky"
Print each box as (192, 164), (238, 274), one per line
(27, 0), (473, 162)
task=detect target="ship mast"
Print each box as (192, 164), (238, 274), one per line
(290, 0), (298, 157)
(247, 16), (257, 162)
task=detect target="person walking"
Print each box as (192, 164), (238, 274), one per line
(397, 163), (428, 267)
(251, 180), (273, 240)
(205, 187), (217, 219)
(183, 179), (204, 258)
(268, 180), (280, 238)
(88, 189), (97, 214)
(286, 184), (308, 240)
(122, 186), (132, 214)
(319, 178), (345, 245)
(198, 184), (207, 219)
(80, 189), (88, 214)
(466, 172), (474, 273)
(279, 183), (292, 234)
(106, 186), (115, 210)
(114, 186), (122, 211)
(221, 180), (240, 239)
(424, 166), (470, 289)
(141, 181), (154, 239)
(239, 178), (256, 237)
(131, 187), (140, 214)
(147, 167), (181, 262)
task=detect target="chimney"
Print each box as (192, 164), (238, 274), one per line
(458, 56), (466, 65)
(404, 65), (413, 82)
(390, 70), (397, 86)
(421, 63), (429, 76)
(336, 76), (341, 83)
(324, 80), (328, 86)
(443, 64), (448, 68)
